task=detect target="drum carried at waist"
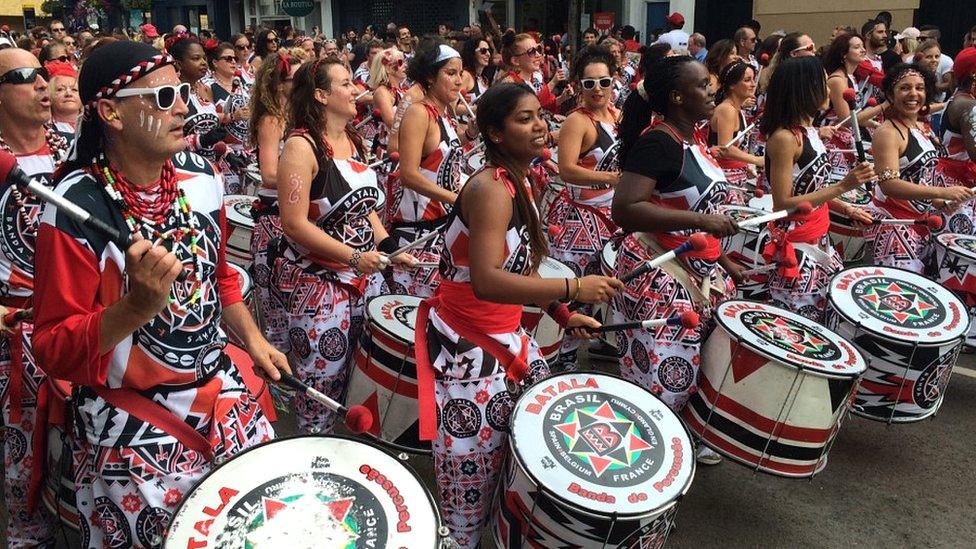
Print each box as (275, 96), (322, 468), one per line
(225, 194), (256, 269)
(345, 295), (428, 454)
(826, 266), (968, 423)
(521, 258), (576, 364)
(165, 435), (446, 548)
(493, 372), (694, 548)
(684, 300), (866, 478)
(719, 205), (772, 301)
(933, 232), (976, 346)
(829, 186), (874, 263)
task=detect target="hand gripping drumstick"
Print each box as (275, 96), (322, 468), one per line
(368, 151), (400, 169)
(277, 372), (373, 434)
(354, 108), (382, 130)
(620, 233), (709, 284)
(739, 264), (777, 280)
(354, 89), (370, 101)
(458, 91), (475, 118)
(592, 311), (700, 333)
(722, 122), (756, 149)
(385, 230), (440, 262)
(833, 98), (876, 129)
(736, 201), (813, 230)
(0, 151), (193, 281)
(871, 215), (943, 230)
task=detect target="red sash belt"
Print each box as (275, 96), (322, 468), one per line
(762, 202), (830, 279)
(718, 158), (750, 170)
(656, 232), (722, 261)
(937, 157), (976, 187)
(415, 280), (529, 441)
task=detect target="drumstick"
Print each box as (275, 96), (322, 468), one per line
(593, 311), (700, 333)
(722, 122), (756, 148)
(842, 88), (874, 194)
(834, 97), (877, 129)
(736, 201), (813, 230)
(355, 108), (382, 130)
(620, 233), (708, 284)
(728, 184), (764, 198)
(412, 261), (439, 268)
(354, 89), (370, 101)
(739, 264), (777, 279)
(458, 91), (475, 118)
(385, 230), (440, 261)
(872, 215), (943, 229)
(368, 151), (400, 168)
(277, 372), (373, 434)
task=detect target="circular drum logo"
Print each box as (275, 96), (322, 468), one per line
(852, 278), (945, 328)
(914, 359), (953, 409)
(543, 392), (664, 487)
(217, 472), (387, 548)
(958, 237), (976, 255)
(741, 311), (842, 361)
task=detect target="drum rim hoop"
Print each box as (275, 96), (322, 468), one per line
(165, 433), (442, 541)
(509, 371), (697, 516)
(365, 294), (422, 343)
(935, 232), (976, 262)
(827, 265), (970, 346)
(714, 301), (867, 379)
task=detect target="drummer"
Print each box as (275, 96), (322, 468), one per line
(274, 58), (415, 435)
(499, 31), (571, 114)
(366, 47), (406, 224)
(935, 48), (976, 231)
(709, 60), (763, 200)
(761, 56), (874, 321)
(249, 51), (299, 353)
(549, 45), (621, 366)
(611, 55), (743, 465)
(389, 39), (472, 297)
(872, 63), (972, 271)
(414, 82), (619, 549)
(32, 41), (286, 544)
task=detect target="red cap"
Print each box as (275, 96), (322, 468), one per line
(1, 25), (9, 33)
(954, 47), (976, 82)
(667, 12), (685, 26)
(140, 23), (159, 38)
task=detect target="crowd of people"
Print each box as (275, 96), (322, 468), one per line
(0, 9), (974, 548)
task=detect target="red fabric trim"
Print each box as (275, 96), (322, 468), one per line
(537, 83), (558, 113)
(27, 380), (50, 512)
(762, 203), (830, 279)
(656, 232), (722, 261)
(33, 226), (112, 387)
(434, 280), (523, 334)
(937, 157), (976, 186)
(7, 326), (24, 424)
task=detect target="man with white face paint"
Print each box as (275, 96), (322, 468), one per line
(32, 41), (288, 546)
(0, 46), (71, 549)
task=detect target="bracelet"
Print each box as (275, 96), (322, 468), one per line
(564, 278), (570, 301)
(877, 168), (899, 183)
(348, 251), (362, 275)
(570, 277), (581, 301)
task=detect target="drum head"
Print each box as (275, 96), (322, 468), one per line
(224, 195), (255, 228)
(510, 373), (695, 517)
(538, 257), (575, 279)
(600, 241), (617, 274)
(715, 301), (866, 378)
(366, 295), (421, 343)
(229, 263), (252, 297)
(165, 436), (439, 548)
(936, 233), (976, 262)
(829, 266), (969, 345)
(718, 205), (763, 234)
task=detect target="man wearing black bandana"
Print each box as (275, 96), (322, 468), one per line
(31, 41), (288, 546)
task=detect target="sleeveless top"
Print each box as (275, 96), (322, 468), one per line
(875, 125), (938, 215)
(391, 102), (468, 224)
(439, 169), (534, 283)
(568, 107), (619, 205)
(284, 131), (381, 284)
(708, 109), (747, 147)
(940, 94), (975, 162)
(186, 89), (221, 159)
(466, 69), (489, 101)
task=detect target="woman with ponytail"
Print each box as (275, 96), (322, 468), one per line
(709, 60), (762, 196)
(611, 56), (744, 465)
(414, 82), (620, 548)
(273, 58), (415, 435)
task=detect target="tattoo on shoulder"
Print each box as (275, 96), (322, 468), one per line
(286, 173), (303, 204)
(965, 106), (976, 143)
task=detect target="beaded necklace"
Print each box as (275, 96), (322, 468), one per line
(90, 152), (204, 312)
(0, 125), (69, 233)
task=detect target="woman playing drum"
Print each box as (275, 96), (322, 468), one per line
(611, 55), (743, 465)
(872, 63), (973, 271)
(460, 37), (493, 103)
(548, 45), (621, 365)
(389, 39), (473, 297)
(274, 58), (414, 434)
(414, 82), (619, 549)
(499, 31), (571, 114)
(935, 48), (976, 234)
(762, 56), (874, 321)
(709, 60), (762, 198)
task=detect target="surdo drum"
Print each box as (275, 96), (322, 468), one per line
(933, 233), (976, 346)
(590, 241), (623, 359)
(224, 195), (255, 268)
(828, 186), (873, 263)
(718, 205), (772, 300)
(521, 258), (575, 363)
(494, 372), (694, 548)
(164, 436), (446, 548)
(826, 266), (968, 423)
(345, 295), (428, 453)
(684, 301), (866, 478)
(243, 163), (262, 195)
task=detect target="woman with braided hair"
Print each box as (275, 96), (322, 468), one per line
(612, 55), (744, 465)
(273, 58), (416, 435)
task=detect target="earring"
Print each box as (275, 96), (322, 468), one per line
(106, 112), (119, 121)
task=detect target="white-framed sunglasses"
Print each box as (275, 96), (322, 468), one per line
(580, 77), (613, 90)
(114, 82), (191, 110)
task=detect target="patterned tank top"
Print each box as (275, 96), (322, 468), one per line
(568, 107), (619, 206)
(391, 102), (468, 224)
(876, 125), (938, 215)
(939, 94), (975, 162)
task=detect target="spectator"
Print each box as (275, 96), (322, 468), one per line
(583, 27), (599, 46)
(704, 38), (739, 90)
(918, 25), (954, 99)
(49, 19), (66, 40)
(656, 12), (689, 51)
(354, 39), (384, 83)
(894, 26), (920, 63)
(139, 23), (159, 45)
(861, 18), (899, 73)
(397, 25), (413, 56)
(689, 32), (707, 62)
(620, 25), (640, 52)
(734, 25), (758, 69)
(438, 23), (452, 37)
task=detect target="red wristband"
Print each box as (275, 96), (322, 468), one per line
(547, 302), (574, 329)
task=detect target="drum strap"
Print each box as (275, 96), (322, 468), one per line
(91, 387), (214, 461)
(637, 234), (715, 308)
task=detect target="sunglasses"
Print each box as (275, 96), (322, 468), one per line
(477, 47), (490, 55)
(218, 55), (236, 63)
(791, 43), (816, 55)
(51, 27), (65, 33)
(52, 55), (70, 62)
(581, 77), (613, 90)
(267, 37), (279, 44)
(516, 45), (543, 57)
(0, 67), (47, 86)
(234, 43), (250, 50)
(114, 82), (191, 110)
(63, 41), (75, 46)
